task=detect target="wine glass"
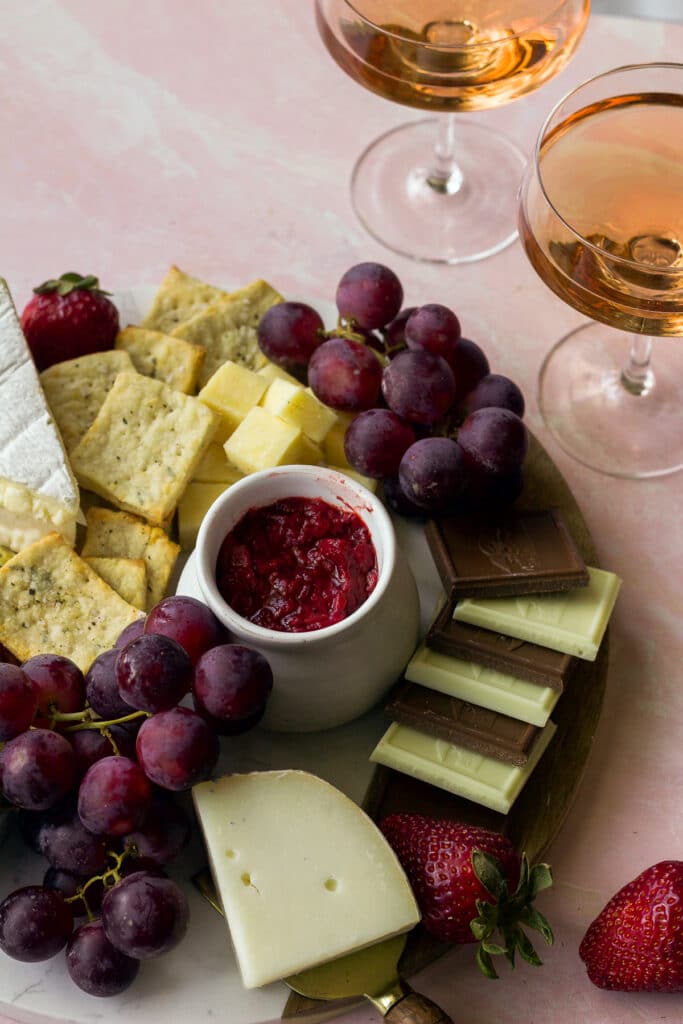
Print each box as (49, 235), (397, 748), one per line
(315, 0), (590, 264)
(519, 63), (683, 479)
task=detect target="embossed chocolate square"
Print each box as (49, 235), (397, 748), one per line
(426, 610), (575, 692)
(385, 680), (538, 767)
(425, 508), (588, 600)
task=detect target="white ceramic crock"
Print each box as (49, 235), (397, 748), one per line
(176, 465), (420, 733)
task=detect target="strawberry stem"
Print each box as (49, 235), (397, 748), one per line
(33, 272), (111, 297)
(470, 851), (554, 980)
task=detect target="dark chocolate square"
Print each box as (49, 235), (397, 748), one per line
(426, 605), (575, 692)
(385, 680), (538, 767)
(425, 508), (588, 600)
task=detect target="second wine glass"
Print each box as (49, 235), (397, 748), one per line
(315, 0), (590, 264)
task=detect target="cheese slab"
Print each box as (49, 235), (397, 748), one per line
(0, 280), (80, 550)
(370, 720), (557, 814)
(452, 566), (621, 661)
(405, 643), (559, 727)
(192, 771), (420, 989)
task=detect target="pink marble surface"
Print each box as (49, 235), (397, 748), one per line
(1, 3), (683, 1023)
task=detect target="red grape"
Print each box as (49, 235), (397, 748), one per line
(44, 868), (105, 918)
(193, 644), (273, 733)
(405, 304), (461, 363)
(145, 595), (228, 666)
(78, 756), (152, 836)
(0, 886), (73, 962)
(116, 634), (193, 713)
(102, 871), (189, 959)
(463, 466), (525, 512)
(451, 337), (490, 401)
(2, 729), (77, 810)
(123, 798), (191, 866)
(336, 262), (403, 330)
(381, 350), (456, 425)
(343, 408), (416, 479)
(461, 373), (525, 419)
(85, 649), (133, 720)
(381, 476), (429, 519)
(382, 307), (416, 356)
(115, 618), (146, 649)
(257, 301), (324, 370)
(308, 336), (382, 411)
(457, 407), (529, 478)
(399, 437), (467, 512)
(21, 654), (85, 727)
(0, 664), (37, 740)
(136, 707), (219, 791)
(41, 806), (108, 875)
(66, 919), (139, 996)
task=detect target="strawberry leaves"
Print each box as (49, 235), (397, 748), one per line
(34, 273), (110, 297)
(470, 850), (554, 979)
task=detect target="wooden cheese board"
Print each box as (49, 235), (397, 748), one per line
(0, 288), (609, 1024)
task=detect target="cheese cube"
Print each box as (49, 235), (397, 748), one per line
(322, 411), (356, 469)
(224, 407), (318, 475)
(178, 481), (231, 550)
(193, 443), (244, 484)
(198, 361), (268, 440)
(257, 362), (301, 388)
(261, 379), (337, 443)
(192, 771), (420, 989)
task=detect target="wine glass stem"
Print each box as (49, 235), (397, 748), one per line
(427, 114), (464, 195)
(621, 334), (654, 396)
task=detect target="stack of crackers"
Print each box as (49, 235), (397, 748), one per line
(0, 268), (283, 671)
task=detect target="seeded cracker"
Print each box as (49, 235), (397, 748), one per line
(83, 556), (148, 610)
(81, 507), (180, 609)
(40, 349), (135, 452)
(0, 533), (141, 671)
(115, 326), (205, 394)
(172, 279), (283, 388)
(70, 371), (219, 527)
(140, 266), (233, 335)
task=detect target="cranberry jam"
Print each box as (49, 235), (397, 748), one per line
(215, 496), (378, 633)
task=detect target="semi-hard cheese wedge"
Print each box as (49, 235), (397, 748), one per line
(0, 280), (80, 551)
(192, 771), (420, 989)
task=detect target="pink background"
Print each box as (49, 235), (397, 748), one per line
(1, 3), (683, 1022)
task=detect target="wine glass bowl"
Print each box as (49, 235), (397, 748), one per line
(519, 63), (683, 478)
(315, 0), (590, 263)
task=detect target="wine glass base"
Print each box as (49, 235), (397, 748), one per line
(350, 117), (527, 265)
(539, 321), (683, 479)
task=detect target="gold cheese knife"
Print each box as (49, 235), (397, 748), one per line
(193, 868), (454, 1023)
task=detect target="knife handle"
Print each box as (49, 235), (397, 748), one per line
(384, 985), (454, 1024)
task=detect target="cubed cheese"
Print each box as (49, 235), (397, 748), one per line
(178, 481), (232, 549)
(261, 379), (337, 443)
(224, 407), (316, 475)
(322, 411), (356, 469)
(257, 362), (301, 388)
(198, 360), (268, 440)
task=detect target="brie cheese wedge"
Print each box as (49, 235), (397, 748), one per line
(0, 279), (79, 550)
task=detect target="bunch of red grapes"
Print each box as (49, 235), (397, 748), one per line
(0, 597), (272, 997)
(258, 262), (528, 516)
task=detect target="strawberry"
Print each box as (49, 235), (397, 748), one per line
(579, 860), (683, 991)
(381, 813), (553, 978)
(21, 272), (119, 371)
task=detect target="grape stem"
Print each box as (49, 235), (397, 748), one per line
(64, 847), (137, 922)
(324, 318), (366, 345)
(63, 709), (149, 733)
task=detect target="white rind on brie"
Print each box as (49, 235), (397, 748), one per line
(0, 279), (79, 550)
